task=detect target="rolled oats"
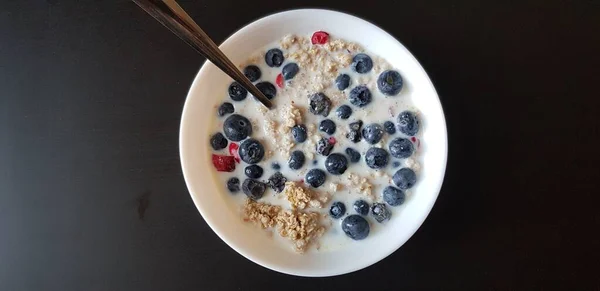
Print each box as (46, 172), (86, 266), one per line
(347, 173), (374, 199)
(283, 181), (324, 210)
(275, 210), (325, 253)
(242, 199), (282, 229)
(242, 198), (326, 253)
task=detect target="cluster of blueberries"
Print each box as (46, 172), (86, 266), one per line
(329, 200), (394, 240)
(210, 46), (420, 241)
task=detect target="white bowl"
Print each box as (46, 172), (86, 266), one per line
(180, 9), (447, 277)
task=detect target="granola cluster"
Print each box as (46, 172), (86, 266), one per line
(242, 199), (281, 229)
(275, 210), (325, 253)
(242, 193), (326, 253)
(282, 181), (329, 209)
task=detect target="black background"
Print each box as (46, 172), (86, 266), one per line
(2, 0), (600, 290)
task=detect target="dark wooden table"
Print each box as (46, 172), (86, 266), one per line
(2, 1), (599, 290)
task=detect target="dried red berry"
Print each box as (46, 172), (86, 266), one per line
(328, 136), (337, 145)
(212, 154), (235, 172)
(229, 143), (241, 163)
(311, 31), (329, 45)
(276, 73), (284, 88)
(409, 137), (420, 148)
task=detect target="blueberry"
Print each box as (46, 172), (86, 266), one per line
(265, 48), (284, 67)
(353, 200), (370, 215)
(389, 137), (414, 158)
(291, 125), (307, 143)
(238, 138), (264, 164)
(349, 120), (363, 131)
(226, 177), (240, 193)
(397, 111), (419, 136)
(244, 165), (263, 179)
(243, 65), (261, 82)
(316, 138), (334, 156)
(351, 53), (373, 74)
(371, 203), (391, 223)
(309, 93), (332, 117)
(228, 82), (247, 101)
(217, 102), (234, 117)
(349, 85), (372, 107)
(242, 179), (266, 200)
(256, 81), (277, 100)
(346, 120), (363, 143)
(305, 169), (326, 188)
(267, 172), (287, 193)
(288, 150), (305, 170)
(362, 123), (384, 144)
(335, 74), (351, 90)
(282, 63), (299, 80)
(383, 186), (406, 206)
(319, 119), (336, 135)
(392, 168), (417, 190)
(329, 202), (346, 219)
(272, 163), (281, 170)
(341, 215), (370, 240)
(384, 121), (396, 134)
(365, 147), (389, 169)
(347, 130), (361, 143)
(223, 114), (252, 141)
(336, 105), (352, 120)
(392, 161), (401, 168)
(210, 132), (228, 150)
(377, 70), (403, 96)
(325, 153), (348, 175)
(345, 147), (361, 163)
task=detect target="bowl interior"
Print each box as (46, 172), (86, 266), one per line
(180, 9), (447, 277)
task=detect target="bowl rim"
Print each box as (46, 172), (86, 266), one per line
(179, 8), (448, 277)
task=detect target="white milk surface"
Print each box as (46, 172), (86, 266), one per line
(209, 34), (422, 253)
